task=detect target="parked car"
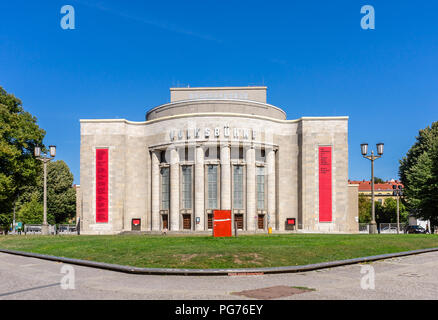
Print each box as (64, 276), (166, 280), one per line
(380, 226), (399, 233)
(405, 225), (427, 234)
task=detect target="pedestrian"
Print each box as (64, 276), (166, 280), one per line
(426, 223), (430, 234)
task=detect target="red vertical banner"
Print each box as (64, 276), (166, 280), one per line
(319, 146), (332, 222)
(96, 149), (109, 223)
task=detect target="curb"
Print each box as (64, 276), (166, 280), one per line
(0, 247), (437, 276)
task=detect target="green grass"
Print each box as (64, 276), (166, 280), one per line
(0, 234), (437, 269)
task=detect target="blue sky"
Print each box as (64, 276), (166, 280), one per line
(0, 0), (437, 184)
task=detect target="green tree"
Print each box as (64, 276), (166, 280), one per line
(376, 198), (408, 224)
(17, 193), (54, 225)
(0, 213), (11, 233)
(0, 86), (45, 222)
(399, 121), (438, 230)
(374, 201), (385, 224)
(17, 160), (76, 224)
(46, 160), (76, 223)
(373, 177), (385, 184)
(358, 194), (371, 223)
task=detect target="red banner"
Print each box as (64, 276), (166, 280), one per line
(319, 146), (332, 222)
(96, 149), (108, 223)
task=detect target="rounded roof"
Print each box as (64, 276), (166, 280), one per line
(146, 99), (287, 121)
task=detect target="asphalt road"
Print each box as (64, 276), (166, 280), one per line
(0, 251), (437, 300)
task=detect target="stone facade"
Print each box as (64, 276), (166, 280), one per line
(79, 87), (358, 234)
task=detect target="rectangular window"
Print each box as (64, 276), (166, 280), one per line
(233, 165), (244, 209)
(205, 146), (220, 160)
(161, 167), (170, 210)
(256, 166), (265, 210)
(182, 166), (192, 209)
(256, 148), (266, 162)
(160, 150), (168, 163)
(207, 165), (218, 209)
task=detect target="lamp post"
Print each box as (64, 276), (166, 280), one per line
(34, 145), (56, 235)
(393, 184), (403, 234)
(361, 142), (384, 234)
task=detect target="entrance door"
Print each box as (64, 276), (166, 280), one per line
(234, 214), (244, 230)
(258, 215), (265, 229)
(162, 214), (168, 229)
(207, 214), (213, 229)
(183, 214), (191, 230)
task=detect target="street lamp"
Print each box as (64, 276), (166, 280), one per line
(361, 142), (384, 234)
(34, 145), (56, 235)
(393, 184), (403, 234)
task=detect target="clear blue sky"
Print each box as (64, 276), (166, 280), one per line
(1, 0), (437, 185)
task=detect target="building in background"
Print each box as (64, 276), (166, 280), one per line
(349, 179), (404, 205)
(78, 86), (358, 234)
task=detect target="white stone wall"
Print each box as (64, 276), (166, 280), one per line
(79, 113), (355, 234)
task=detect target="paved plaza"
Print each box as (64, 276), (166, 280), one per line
(0, 251), (437, 300)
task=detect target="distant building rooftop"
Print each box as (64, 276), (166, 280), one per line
(348, 180), (403, 192)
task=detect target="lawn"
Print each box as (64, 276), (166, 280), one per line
(0, 234), (437, 269)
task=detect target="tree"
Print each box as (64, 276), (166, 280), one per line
(0, 213), (11, 234)
(17, 160), (76, 224)
(377, 198), (408, 224)
(374, 201), (385, 224)
(17, 193), (55, 225)
(399, 121), (438, 230)
(46, 160), (76, 223)
(358, 196), (408, 225)
(358, 194), (371, 223)
(373, 177), (385, 184)
(0, 86), (45, 222)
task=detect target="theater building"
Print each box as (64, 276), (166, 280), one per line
(79, 86), (358, 234)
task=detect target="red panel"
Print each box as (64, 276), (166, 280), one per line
(319, 146), (332, 222)
(96, 149), (109, 223)
(213, 210), (232, 237)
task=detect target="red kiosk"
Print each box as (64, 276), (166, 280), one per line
(213, 210), (232, 237)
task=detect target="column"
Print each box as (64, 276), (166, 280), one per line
(170, 147), (180, 231)
(246, 146), (256, 231)
(267, 148), (276, 230)
(220, 144), (231, 210)
(151, 150), (160, 231)
(195, 145), (204, 231)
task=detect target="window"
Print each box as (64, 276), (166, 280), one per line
(230, 145), (245, 160)
(256, 148), (266, 162)
(160, 150), (170, 163)
(205, 146), (220, 160)
(161, 167), (170, 210)
(179, 147), (194, 162)
(256, 166), (265, 210)
(233, 165), (244, 209)
(239, 146), (244, 160)
(207, 165), (218, 209)
(182, 166), (192, 209)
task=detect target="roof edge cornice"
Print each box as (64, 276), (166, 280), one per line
(145, 99), (286, 118)
(80, 113), (349, 125)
